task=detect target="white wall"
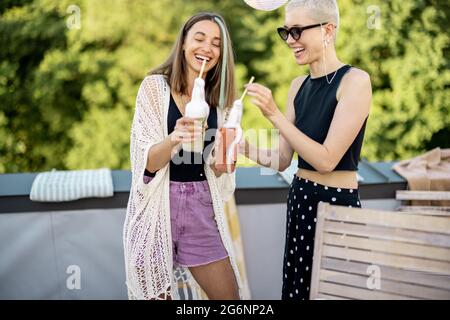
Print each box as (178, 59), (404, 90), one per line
(0, 199), (400, 299)
(237, 203), (286, 300)
(0, 209), (127, 299)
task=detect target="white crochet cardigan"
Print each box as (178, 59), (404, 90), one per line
(123, 75), (243, 300)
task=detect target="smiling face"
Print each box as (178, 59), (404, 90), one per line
(284, 8), (330, 65)
(183, 20), (221, 77)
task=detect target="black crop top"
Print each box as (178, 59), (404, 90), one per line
(144, 94), (217, 182)
(294, 65), (367, 171)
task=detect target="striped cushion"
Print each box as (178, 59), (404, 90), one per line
(30, 168), (113, 202)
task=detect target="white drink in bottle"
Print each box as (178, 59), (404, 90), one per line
(182, 77), (210, 153)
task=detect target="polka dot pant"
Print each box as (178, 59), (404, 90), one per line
(282, 176), (361, 300)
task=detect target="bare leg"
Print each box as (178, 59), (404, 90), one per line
(189, 257), (240, 300)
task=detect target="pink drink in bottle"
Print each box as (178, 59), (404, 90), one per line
(215, 99), (243, 173)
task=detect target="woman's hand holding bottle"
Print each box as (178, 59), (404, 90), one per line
(171, 117), (203, 145)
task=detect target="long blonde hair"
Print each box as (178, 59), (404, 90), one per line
(150, 12), (236, 108)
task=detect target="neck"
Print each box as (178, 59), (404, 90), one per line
(309, 46), (343, 79)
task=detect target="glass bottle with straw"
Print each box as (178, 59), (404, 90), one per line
(182, 58), (210, 153)
(215, 76), (255, 173)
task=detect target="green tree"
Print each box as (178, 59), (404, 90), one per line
(252, 0), (450, 161)
(0, 0), (68, 172)
(1, 0), (448, 173)
(335, 0), (450, 160)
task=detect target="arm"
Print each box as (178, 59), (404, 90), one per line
(145, 134), (178, 173)
(246, 69), (372, 174)
(240, 76), (306, 171)
(146, 118), (201, 173)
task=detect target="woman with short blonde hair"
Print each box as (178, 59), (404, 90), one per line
(242, 0), (372, 300)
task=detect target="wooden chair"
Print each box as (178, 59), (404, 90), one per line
(310, 202), (450, 300)
(396, 190), (450, 216)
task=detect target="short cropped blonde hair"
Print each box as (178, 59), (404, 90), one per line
(286, 0), (340, 40)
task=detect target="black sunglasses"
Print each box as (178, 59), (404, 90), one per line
(277, 22), (328, 41)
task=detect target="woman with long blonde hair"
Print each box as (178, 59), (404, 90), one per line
(123, 12), (242, 300)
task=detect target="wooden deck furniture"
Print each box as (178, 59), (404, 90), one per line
(396, 190), (450, 216)
(310, 203), (450, 299)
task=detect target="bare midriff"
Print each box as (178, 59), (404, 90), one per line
(296, 168), (358, 189)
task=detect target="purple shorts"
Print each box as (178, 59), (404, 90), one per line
(144, 176), (228, 267)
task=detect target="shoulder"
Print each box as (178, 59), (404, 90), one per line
(135, 74), (171, 114)
(287, 75), (308, 102)
(342, 67), (371, 90)
(336, 67), (372, 116)
(138, 74), (170, 99)
(141, 74), (168, 89)
(289, 75), (308, 93)
(284, 75), (308, 119)
(337, 67), (371, 100)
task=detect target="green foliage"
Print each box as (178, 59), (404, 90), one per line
(65, 104), (131, 169)
(0, 1), (69, 172)
(336, 0), (450, 160)
(0, 0), (448, 173)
